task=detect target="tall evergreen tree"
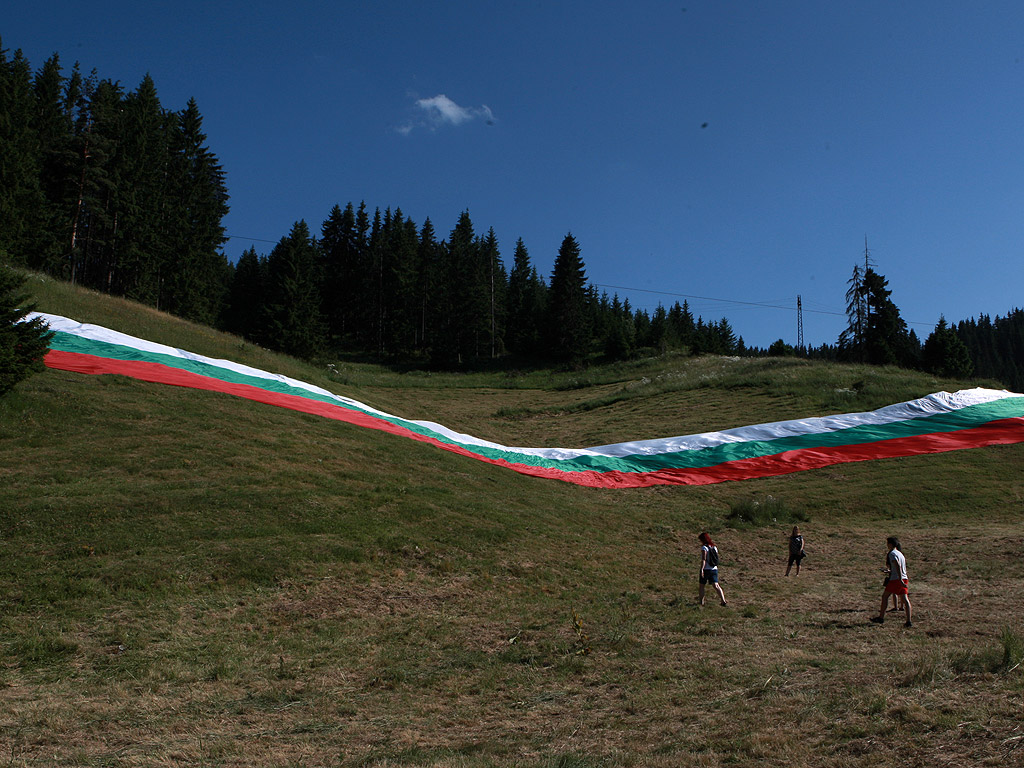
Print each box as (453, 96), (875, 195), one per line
(71, 76), (121, 291)
(547, 233), (591, 366)
(319, 203), (357, 345)
(415, 218), (439, 351)
(480, 227), (506, 359)
(922, 317), (973, 378)
(114, 74), (171, 304)
(600, 293), (634, 360)
(162, 98), (230, 323)
(716, 317), (738, 354)
(365, 207), (388, 353)
(649, 305), (670, 353)
(838, 263), (867, 361)
(861, 268), (914, 366)
(0, 45), (48, 265)
(30, 52), (71, 273)
(381, 208), (420, 354)
(262, 221), (325, 359)
(672, 300), (696, 352)
(506, 238), (546, 358)
(435, 211), (481, 364)
(43, 59), (90, 282)
(222, 247), (264, 339)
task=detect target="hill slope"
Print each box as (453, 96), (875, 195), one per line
(1, 274), (1022, 766)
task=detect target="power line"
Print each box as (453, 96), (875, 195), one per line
(225, 234), (280, 244)
(592, 282), (846, 318)
(591, 281), (936, 329)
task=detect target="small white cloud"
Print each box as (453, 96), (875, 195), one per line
(398, 93), (496, 134)
(417, 94), (474, 125)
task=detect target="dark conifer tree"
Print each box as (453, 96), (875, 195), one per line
(861, 268), (914, 366)
(506, 238), (544, 358)
(692, 316), (709, 355)
(974, 314), (998, 376)
(321, 200), (372, 348)
(0, 265), (53, 398)
(222, 247), (264, 338)
(72, 77), (121, 291)
(675, 300), (696, 351)
(716, 317), (738, 354)
(30, 53), (71, 273)
(262, 221), (325, 359)
(922, 317), (973, 378)
(320, 202), (358, 345)
(649, 305), (669, 353)
(162, 98), (229, 324)
(381, 208), (420, 354)
(633, 308), (652, 349)
(547, 233), (591, 366)
(115, 74), (171, 304)
(592, 290), (611, 351)
(436, 211), (480, 364)
(415, 218), (439, 351)
(0, 45), (48, 265)
(46, 60), (91, 282)
(480, 227), (506, 359)
(603, 293), (635, 360)
(360, 207), (384, 352)
(838, 264), (867, 361)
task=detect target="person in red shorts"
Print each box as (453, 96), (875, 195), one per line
(871, 537), (912, 627)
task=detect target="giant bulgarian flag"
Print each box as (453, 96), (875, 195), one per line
(34, 313), (1024, 489)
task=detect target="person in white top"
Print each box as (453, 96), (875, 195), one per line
(871, 537), (912, 627)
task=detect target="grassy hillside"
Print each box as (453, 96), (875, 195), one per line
(1, 274), (1022, 767)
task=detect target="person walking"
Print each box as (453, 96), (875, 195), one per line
(871, 536), (912, 627)
(785, 526), (805, 576)
(698, 532), (727, 606)
(886, 543), (904, 613)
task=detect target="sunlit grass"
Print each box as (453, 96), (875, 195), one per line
(0, 273), (1021, 765)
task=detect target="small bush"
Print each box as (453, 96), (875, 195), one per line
(1000, 626), (1024, 671)
(726, 495), (809, 527)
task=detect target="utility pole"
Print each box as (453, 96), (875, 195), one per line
(863, 235), (874, 333)
(797, 295), (804, 351)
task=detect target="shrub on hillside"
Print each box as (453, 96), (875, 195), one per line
(726, 495), (809, 527)
(0, 265), (53, 398)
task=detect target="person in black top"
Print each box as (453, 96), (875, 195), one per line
(785, 526), (805, 576)
(698, 532), (728, 606)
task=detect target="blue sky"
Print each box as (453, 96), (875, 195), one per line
(7, 1), (1024, 348)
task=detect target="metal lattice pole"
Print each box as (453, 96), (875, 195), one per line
(797, 295), (804, 350)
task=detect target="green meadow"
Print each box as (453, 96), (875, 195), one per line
(1, 273), (1022, 767)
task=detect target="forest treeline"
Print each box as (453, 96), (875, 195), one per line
(0, 42), (229, 325)
(827, 263), (1024, 391)
(222, 209), (745, 367)
(2, 41), (1022, 388)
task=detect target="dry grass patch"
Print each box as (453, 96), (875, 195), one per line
(4, 523), (1022, 766)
